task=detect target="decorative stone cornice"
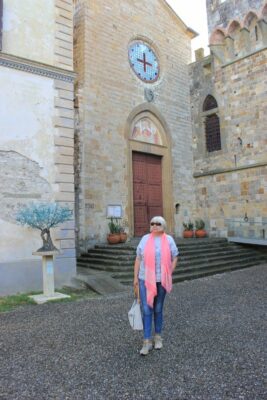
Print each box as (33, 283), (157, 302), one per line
(0, 52), (76, 82)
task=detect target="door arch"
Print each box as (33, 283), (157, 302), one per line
(125, 106), (174, 236)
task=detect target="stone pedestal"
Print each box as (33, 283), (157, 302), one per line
(30, 251), (70, 304)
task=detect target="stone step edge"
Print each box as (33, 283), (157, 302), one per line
(77, 253), (265, 268)
(79, 248), (262, 262)
(118, 262), (264, 284)
(77, 256), (265, 275)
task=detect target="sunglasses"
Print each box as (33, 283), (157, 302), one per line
(150, 222), (162, 226)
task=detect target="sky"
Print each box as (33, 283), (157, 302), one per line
(166, 0), (209, 59)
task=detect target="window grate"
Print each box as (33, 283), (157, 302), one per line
(205, 114), (221, 152)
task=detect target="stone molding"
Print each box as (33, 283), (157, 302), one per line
(0, 52), (76, 82)
(194, 161), (267, 178)
(222, 45), (267, 67)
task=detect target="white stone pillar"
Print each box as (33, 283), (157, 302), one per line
(30, 251), (71, 304)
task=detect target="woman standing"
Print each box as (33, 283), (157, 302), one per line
(133, 216), (179, 355)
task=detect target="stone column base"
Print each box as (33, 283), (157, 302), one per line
(29, 292), (70, 304)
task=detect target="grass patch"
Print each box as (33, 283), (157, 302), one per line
(0, 287), (99, 313)
(0, 293), (36, 313)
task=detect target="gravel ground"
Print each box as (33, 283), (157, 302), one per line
(0, 264), (266, 400)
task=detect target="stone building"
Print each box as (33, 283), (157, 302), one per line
(0, 0), (76, 295)
(189, 0), (267, 240)
(74, 0), (197, 251)
(1, 0), (266, 295)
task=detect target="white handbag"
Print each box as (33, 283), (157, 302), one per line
(128, 299), (143, 330)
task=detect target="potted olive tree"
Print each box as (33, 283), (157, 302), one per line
(16, 202), (72, 252)
(16, 202), (72, 303)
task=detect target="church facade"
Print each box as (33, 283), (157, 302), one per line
(74, 0), (197, 251)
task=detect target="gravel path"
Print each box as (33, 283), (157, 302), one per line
(0, 265), (266, 400)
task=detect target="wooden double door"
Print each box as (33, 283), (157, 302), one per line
(133, 152), (163, 236)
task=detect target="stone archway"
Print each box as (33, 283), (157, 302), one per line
(125, 106), (174, 236)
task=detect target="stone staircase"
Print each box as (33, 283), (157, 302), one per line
(77, 238), (267, 287)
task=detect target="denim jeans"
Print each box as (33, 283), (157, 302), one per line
(139, 279), (167, 340)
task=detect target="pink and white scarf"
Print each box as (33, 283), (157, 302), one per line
(144, 233), (173, 307)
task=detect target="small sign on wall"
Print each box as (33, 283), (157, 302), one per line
(107, 205), (122, 218)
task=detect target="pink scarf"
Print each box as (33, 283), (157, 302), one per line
(144, 233), (173, 307)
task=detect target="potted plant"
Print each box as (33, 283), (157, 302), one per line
(107, 218), (121, 244)
(119, 226), (127, 243)
(119, 218), (129, 243)
(182, 221), (194, 238)
(195, 219), (207, 238)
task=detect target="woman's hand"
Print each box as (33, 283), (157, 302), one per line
(172, 256), (178, 273)
(133, 257), (141, 298)
(133, 278), (139, 297)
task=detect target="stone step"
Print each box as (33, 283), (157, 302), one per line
(83, 244), (232, 258)
(78, 250), (265, 270)
(116, 260), (265, 285)
(77, 253), (266, 275)
(110, 256), (263, 280)
(179, 248), (260, 260)
(92, 238), (227, 251)
(77, 238), (267, 289)
(87, 243), (251, 258)
(80, 252), (136, 260)
(80, 247), (261, 264)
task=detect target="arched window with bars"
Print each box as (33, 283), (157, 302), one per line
(203, 95), (221, 153)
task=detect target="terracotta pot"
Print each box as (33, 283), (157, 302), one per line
(120, 232), (127, 243)
(183, 230), (194, 238)
(195, 229), (207, 238)
(107, 233), (121, 244)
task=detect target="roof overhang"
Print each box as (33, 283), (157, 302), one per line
(162, 0), (199, 39)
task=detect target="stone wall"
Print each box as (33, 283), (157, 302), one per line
(190, 5), (267, 239)
(206, 0), (267, 34)
(74, 0), (196, 248)
(0, 0), (76, 295)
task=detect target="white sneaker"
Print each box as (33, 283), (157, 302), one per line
(154, 335), (163, 350)
(140, 340), (153, 356)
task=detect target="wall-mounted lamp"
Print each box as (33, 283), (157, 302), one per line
(244, 212), (248, 222)
(237, 137), (242, 146)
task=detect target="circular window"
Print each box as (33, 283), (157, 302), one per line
(128, 41), (159, 83)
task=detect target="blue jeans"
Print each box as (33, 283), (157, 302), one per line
(139, 279), (167, 340)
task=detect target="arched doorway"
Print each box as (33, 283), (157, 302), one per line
(126, 108), (174, 236)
